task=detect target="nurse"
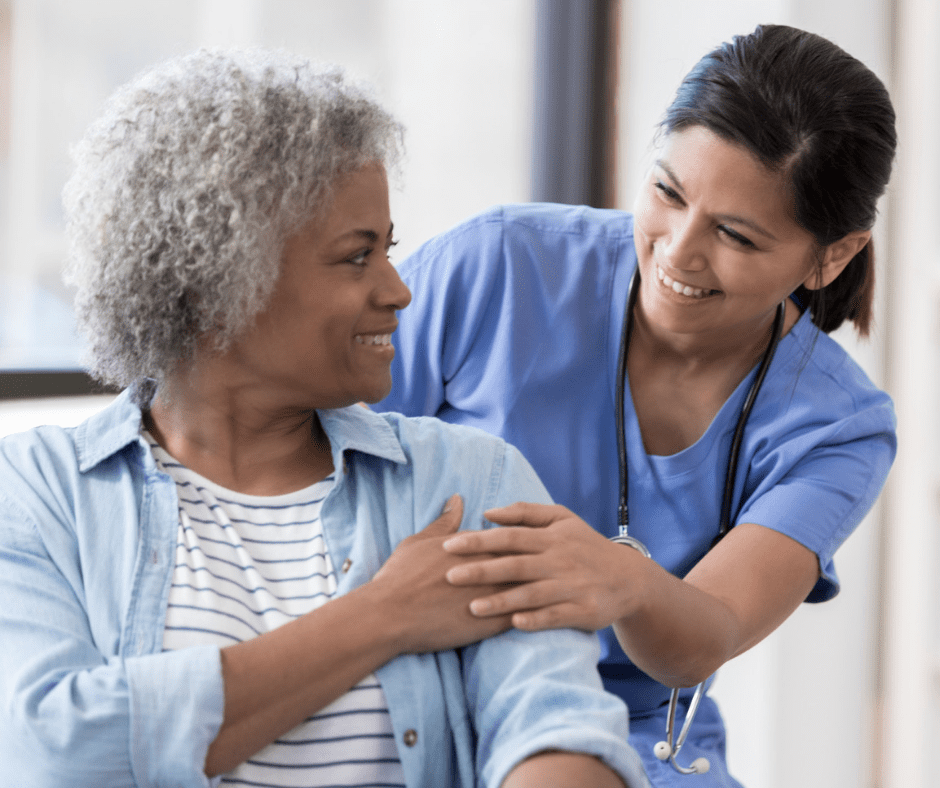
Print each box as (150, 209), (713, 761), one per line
(375, 24), (897, 787)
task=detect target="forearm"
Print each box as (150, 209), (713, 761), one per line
(207, 495), (512, 776)
(613, 524), (819, 687)
(205, 582), (401, 776)
(611, 553), (740, 687)
(502, 752), (627, 788)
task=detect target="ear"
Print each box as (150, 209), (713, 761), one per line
(802, 230), (871, 290)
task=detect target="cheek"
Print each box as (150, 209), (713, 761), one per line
(632, 189), (665, 246)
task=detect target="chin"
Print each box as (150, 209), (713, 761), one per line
(357, 381), (393, 406)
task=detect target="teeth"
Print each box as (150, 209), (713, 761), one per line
(656, 266), (708, 299)
(355, 334), (392, 345)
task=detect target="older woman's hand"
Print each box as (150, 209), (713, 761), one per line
(370, 495), (514, 653)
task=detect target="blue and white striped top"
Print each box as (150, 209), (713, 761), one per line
(146, 433), (406, 788)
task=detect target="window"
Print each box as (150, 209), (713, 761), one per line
(0, 0), (535, 427)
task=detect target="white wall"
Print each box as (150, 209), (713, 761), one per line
(880, 1), (940, 786)
(208, 0), (537, 261)
(0, 395), (114, 438)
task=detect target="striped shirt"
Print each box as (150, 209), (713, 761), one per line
(146, 433), (405, 788)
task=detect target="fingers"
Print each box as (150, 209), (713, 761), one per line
(468, 584), (598, 632)
(483, 501), (569, 528)
(443, 524), (546, 556)
(446, 552), (541, 586)
(465, 577), (569, 618)
(511, 604), (582, 632)
(419, 494), (464, 537)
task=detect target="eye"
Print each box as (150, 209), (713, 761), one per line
(385, 239), (399, 260)
(345, 248), (371, 266)
(653, 180), (682, 204)
(717, 225), (757, 249)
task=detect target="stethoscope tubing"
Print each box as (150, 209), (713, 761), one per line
(612, 267), (786, 775)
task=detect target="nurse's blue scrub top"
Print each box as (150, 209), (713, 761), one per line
(375, 203), (896, 786)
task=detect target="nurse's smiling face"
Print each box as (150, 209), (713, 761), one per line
(632, 125), (822, 343)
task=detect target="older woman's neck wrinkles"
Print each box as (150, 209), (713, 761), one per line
(146, 370), (335, 496)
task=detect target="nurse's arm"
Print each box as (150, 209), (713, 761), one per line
(445, 504), (818, 688)
(614, 521), (819, 687)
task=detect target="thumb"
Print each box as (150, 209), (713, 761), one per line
(420, 494), (464, 537)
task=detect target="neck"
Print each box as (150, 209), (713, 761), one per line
(630, 297), (795, 374)
(146, 361), (334, 495)
(624, 297), (792, 456)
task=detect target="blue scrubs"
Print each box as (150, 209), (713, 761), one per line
(375, 203), (896, 786)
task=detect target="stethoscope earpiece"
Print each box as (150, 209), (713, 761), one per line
(654, 737), (711, 775)
(652, 680), (715, 775)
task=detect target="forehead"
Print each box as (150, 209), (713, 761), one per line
(295, 162), (391, 242)
(658, 126), (797, 224)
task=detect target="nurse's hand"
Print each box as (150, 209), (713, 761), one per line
(442, 502), (652, 632)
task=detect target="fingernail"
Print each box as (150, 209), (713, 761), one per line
(441, 493), (460, 514)
(470, 599), (492, 616)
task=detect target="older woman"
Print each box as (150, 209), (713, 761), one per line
(0, 49), (649, 788)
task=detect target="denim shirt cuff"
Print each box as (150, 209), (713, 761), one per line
(126, 644), (225, 786)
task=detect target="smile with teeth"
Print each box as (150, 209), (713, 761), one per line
(355, 334), (393, 346)
(656, 266), (717, 299)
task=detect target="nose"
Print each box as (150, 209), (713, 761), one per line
(375, 255), (412, 311)
(662, 215), (707, 272)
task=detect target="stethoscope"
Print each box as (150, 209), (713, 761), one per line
(611, 268), (785, 776)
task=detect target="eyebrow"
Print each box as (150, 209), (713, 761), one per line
(345, 222), (395, 244)
(655, 160), (779, 242)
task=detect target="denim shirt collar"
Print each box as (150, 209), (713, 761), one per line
(73, 388), (409, 474)
(318, 405), (408, 469)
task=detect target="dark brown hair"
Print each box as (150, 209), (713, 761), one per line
(662, 25), (896, 335)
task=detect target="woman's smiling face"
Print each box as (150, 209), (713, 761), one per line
(632, 125), (821, 342)
(218, 162), (412, 409)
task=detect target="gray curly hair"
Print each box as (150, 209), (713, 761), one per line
(63, 47), (403, 400)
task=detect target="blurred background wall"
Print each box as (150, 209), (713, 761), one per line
(0, 2), (936, 787)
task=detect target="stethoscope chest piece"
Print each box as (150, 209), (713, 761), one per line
(610, 529), (652, 559)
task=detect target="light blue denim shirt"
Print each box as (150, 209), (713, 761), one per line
(0, 389), (649, 788)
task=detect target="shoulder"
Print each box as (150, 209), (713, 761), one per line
(740, 319), (895, 600)
(0, 424), (88, 555)
(0, 392), (145, 523)
(377, 410), (512, 468)
(422, 202), (635, 242)
(0, 423), (81, 492)
(775, 318), (895, 436)
(396, 204), (635, 277)
(374, 411), (551, 514)
(494, 202), (635, 239)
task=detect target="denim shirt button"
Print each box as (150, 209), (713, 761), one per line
(403, 729), (418, 747)
(341, 558), (353, 573)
